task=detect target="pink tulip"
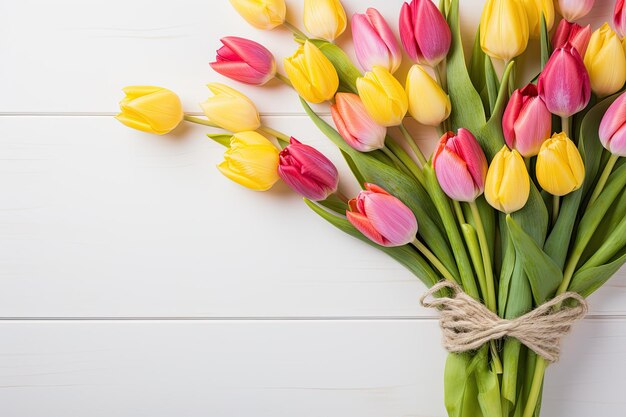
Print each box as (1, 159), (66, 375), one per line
(210, 36), (276, 85)
(552, 19), (592, 58)
(557, 0), (594, 22)
(351, 8), (402, 73)
(599, 92), (626, 156)
(502, 84), (552, 157)
(278, 137), (339, 201)
(346, 183), (418, 247)
(330, 93), (387, 152)
(538, 44), (591, 118)
(615, 0), (626, 38)
(432, 129), (488, 202)
(399, 0), (451, 67)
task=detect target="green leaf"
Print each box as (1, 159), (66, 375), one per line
(317, 194), (348, 214)
(581, 187), (626, 264)
(539, 14), (551, 69)
(304, 199), (440, 287)
(445, 353), (484, 417)
(339, 149), (366, 187)
(206, 133), (231, 147)
(579, 213), (626, 273)
(446, 0), (486, 133)
(569, 248), (626, 297)
(475, 354), (503, 417)
(506, 215), (562, 304)
(309, 39), (361, 94)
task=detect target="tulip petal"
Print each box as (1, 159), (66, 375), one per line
(346, 211), (388, 246)
(362, 193), (417, 246)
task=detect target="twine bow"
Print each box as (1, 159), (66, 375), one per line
(420, 281), (588, 362)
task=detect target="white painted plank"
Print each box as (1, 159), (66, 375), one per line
(0, 0), (615, 114)
(1, 116), (625, 318)
(0, 319), (623, 417)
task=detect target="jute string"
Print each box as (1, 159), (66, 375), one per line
(420, 281), (588, 362)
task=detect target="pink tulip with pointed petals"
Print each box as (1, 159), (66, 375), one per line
(210, 36), (276, 85)
(347, 183), (418, 247)
(278, 138), (339, 201)
(502, 84), (552, 157)
(399, 0), (451, 67)
(432, 129), (488, 202)
(538, 44), (591, 118)
(599, 92), (626, 156)
(330, 93), (387, 152)
(615, 0), (626, 38)
(552, 19), (592, 58)
(351, 8), (402, 73)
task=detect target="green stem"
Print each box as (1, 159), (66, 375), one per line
(412, 239), (456, 282)
(382, 146), (413, 177)
(453, 201), (466, 225)
(469, 202), (496, 312)
(183, 115), (218, 127)
(523, 358), (547, 417)
(275, 72), (293, 87)
(435, 60), (448, 92)
(552, 195), (560, 227)
(398, 123), (428, 166)
(335, 190), (350, 203)
(258, 126), (291, 148)
(283, 21), (308, 41)
(385, 140), (426, 186)
(587, 153), (619, 207)
(561, 116), (570, 138)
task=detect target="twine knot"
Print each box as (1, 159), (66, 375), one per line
(420, 281), (588, 362)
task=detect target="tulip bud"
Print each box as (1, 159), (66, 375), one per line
(432, 129), (488, 202)
(284, 41), (339, 104)
(399, 0), (451, 67)
(356, 66), (409, 127)
(352, 8), (401, 73)
(406, 64), (451, 127)
(480, 0), (529, 62)
(218, 131), (280, 191)
(552, 19), (592, 58)
(538, 44), (591, 118)
(278, 138), (339, 201)
(200, 83), (260, 132)
(521, 0), (555, 38)
(584, 23), (626, 97)
(303, 0), (347, 42)
(210, 37), (276, 86)
(615, 0), (626, 38)
(599, 92), (626, 156)
(556, 0), (594, 22)
(330, 93), (387, 152)
(485, 146), (530, 213)
(228, 0), (286, 30)
(116, 86), (183, 135)
(502, 84), (552, 157)
(536, 132), (585, 196)
(346, 183), (418, 247)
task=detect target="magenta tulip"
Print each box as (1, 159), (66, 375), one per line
(538, 44), (591, 118)
(502, 84), (552, 157)
(615, 0), (626, 38)
(210, 36), (276, 85)
(347, 183), (418, 247)
(351, 8), (402, 73)
(599, 92), (626, 156)
(432, 129), (488, 202)
(552, 19), (592, 58)
(278, 137), (339, 201)
(399, 0), (451, 67)
(330, 93), (387, 152)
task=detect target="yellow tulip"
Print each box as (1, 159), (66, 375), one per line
(485, 146), (530, 213)
(536, 132), (585, 196)
(521, 0), (554, 38)
(584, 23), (626, 97)
(228, 0), (286, 30)
(406, 64), (451, 127)
(357, 66), (409, 127)
(480, 0), (529, 62)
(116, 86), (183, 135)
(200, 83), (260, 132)
(284, 41), (339, 104)
(303, 0), (347, 42)
(218, 131), (280, 191)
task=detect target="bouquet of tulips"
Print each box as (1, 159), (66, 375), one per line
(115, 0), (626, 415)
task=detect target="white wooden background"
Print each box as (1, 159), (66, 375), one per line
(1, 0), (625, 416)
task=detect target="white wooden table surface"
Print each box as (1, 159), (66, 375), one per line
(1, 0), (624, 416)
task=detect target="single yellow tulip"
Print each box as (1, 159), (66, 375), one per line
(406, 64), (451, 127)
(200, 83), (260, 132)
(480, 0), (529, 62)
(536, 132), (585, 196)
(218, 131), (280, 191)
(116, 86), (183, 135)
(485, 146), (530, 213)
(584, 23), (626, 98)
(303, 0), (347, 42)
(284, 41), (339, 104)
(521, 0), (554, 38)
(228, 0), (286, 30)
(357, 66), (409, 127)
